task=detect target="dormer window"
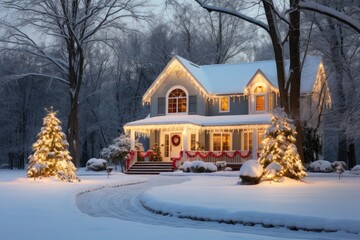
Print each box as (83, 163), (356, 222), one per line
(254, 86), (265, 112)
(219, 96), (230, 112)
(249, 84), (275, 113)
(167, 87), (188, 114)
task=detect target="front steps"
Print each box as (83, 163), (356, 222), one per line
(126, 161), (174, 175)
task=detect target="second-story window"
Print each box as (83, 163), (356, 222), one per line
(168, 88), (187, 113)
(254, 86), (265, 112)
(219, 96), (230, 112)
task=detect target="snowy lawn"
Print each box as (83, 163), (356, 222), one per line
(142, 172), (360, 235)
(0, 169), (288, 240)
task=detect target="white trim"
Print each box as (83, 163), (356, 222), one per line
(210, 132), (233, 151)
(166, 85), (189, 115)
(219, 96), (230, 113)
(249, 83), (269, 114)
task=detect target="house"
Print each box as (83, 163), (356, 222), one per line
(124, 55), (331, 169)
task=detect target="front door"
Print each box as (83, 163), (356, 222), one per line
(170, 133), (182, 159)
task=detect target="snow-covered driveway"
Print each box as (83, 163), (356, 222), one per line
(76, 174), (358, 240)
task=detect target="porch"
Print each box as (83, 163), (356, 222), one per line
(124, 114), (271, 171)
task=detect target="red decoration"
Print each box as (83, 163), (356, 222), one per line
(171, 134), (181, 146)
(126, 150), (155, 170)
(172, 151), (183, 169)
(185, 150), (251, 159)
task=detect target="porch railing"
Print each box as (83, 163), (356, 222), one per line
(172, 150), (252, 169)
(125, 150), (154, 171)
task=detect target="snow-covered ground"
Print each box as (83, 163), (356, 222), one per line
(1, 169), (359, 240)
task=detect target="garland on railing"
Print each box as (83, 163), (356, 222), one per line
(171, 151), (184, 169)
(125, 150), (155, 170)
(185, 150), (251, 159)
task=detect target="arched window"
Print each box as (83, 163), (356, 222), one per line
(168, 88), (187, 113)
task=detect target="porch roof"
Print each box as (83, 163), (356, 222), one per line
(124, 114), (272, 134)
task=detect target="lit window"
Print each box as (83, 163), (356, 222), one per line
(269, 94), (274, 111)
(254, 85), (266, 112)
(242, 130), (253, 151)
(164, 134), (169, 158)
(256, 95), (265, 111)
(190, 134), (196, 151)
(168, 88), (187, 113)
(213, 133), (231, 151)
(219, 97), (230, 112)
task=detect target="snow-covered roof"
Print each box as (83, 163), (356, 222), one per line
(143, 55), (322, 102)
(177, 55), (322, 95)
(124, 114), (272, 133)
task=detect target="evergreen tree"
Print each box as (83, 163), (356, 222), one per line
(27, 108), (79, 182)
(151, 143), (162, 161)
(302, 122), (322, 163)
(259, 108), (307, 181)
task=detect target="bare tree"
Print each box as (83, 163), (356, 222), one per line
(195, 0), (360, 162)
(0, 0), (149, 166)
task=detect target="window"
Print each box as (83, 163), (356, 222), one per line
(168, 88), (187, 114)
(164, 134), (169, 157)
(256, 95), (265, 111)
(269, 93), (274, 111)
(241, 130), (265, 151)
(219, 96), (230, 112)
(242, 130), (253, 151)
(190, 134), (196, 151)
(254, 86), (265, 112)
(212, 133), (231, 151)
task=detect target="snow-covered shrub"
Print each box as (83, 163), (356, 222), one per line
(331, 161), (347, 171)
(181, 161), (191, 173)
(224, 167), (233, 171)
(263, 162), (282, 181)
(350, 165), (360, 175)
(181, 160), (217, 173)
(100, 134), (144, 165)
(215, 161), (227, 171)
(239, 160), (263, 185)
(86, 158), (108, 171)
(308, 160), (332, 172)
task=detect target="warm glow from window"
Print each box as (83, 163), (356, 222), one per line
(220, 97), (229, 112)
(168, 88), (187, 113)
(242, 130), (253, 151)
(269, 94), (274, 111)
(213, 133), (230, 151)
(256, 95), (265, 111)
(254, 86), (265, 93)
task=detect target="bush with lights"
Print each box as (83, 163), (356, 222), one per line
(259, 108), (307, 181)
(27, 108), (80, 182)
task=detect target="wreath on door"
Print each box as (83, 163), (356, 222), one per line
(171, 134), (181, 146)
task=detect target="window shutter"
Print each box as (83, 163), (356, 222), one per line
(189, 95), (197, 114)
(157, 97), (165, 115)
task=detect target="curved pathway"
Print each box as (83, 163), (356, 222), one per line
(76, 175), (355, 240)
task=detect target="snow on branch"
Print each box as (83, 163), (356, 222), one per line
(194, 0), (270, 34)
(298, 0), (360, 33)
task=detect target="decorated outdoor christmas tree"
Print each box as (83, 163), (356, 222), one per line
(27, 108), (80, 182)
(152, 143), (162, 161)
(259, 108), (307, 181)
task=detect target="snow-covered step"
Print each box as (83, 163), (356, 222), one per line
(126, 161), (174, 175)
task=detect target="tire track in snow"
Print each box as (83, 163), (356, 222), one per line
(76, 175), (356, 240)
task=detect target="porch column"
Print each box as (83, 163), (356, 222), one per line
(130, 130), (135, 150)
(182, 127), (188, 160)
(252, 128), (258, 159)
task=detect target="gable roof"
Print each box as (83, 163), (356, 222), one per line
(143, 55), (322, 103)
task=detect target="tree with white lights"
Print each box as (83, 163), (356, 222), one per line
(27, 108), (80, 182)
(259, 108), (307, 181)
